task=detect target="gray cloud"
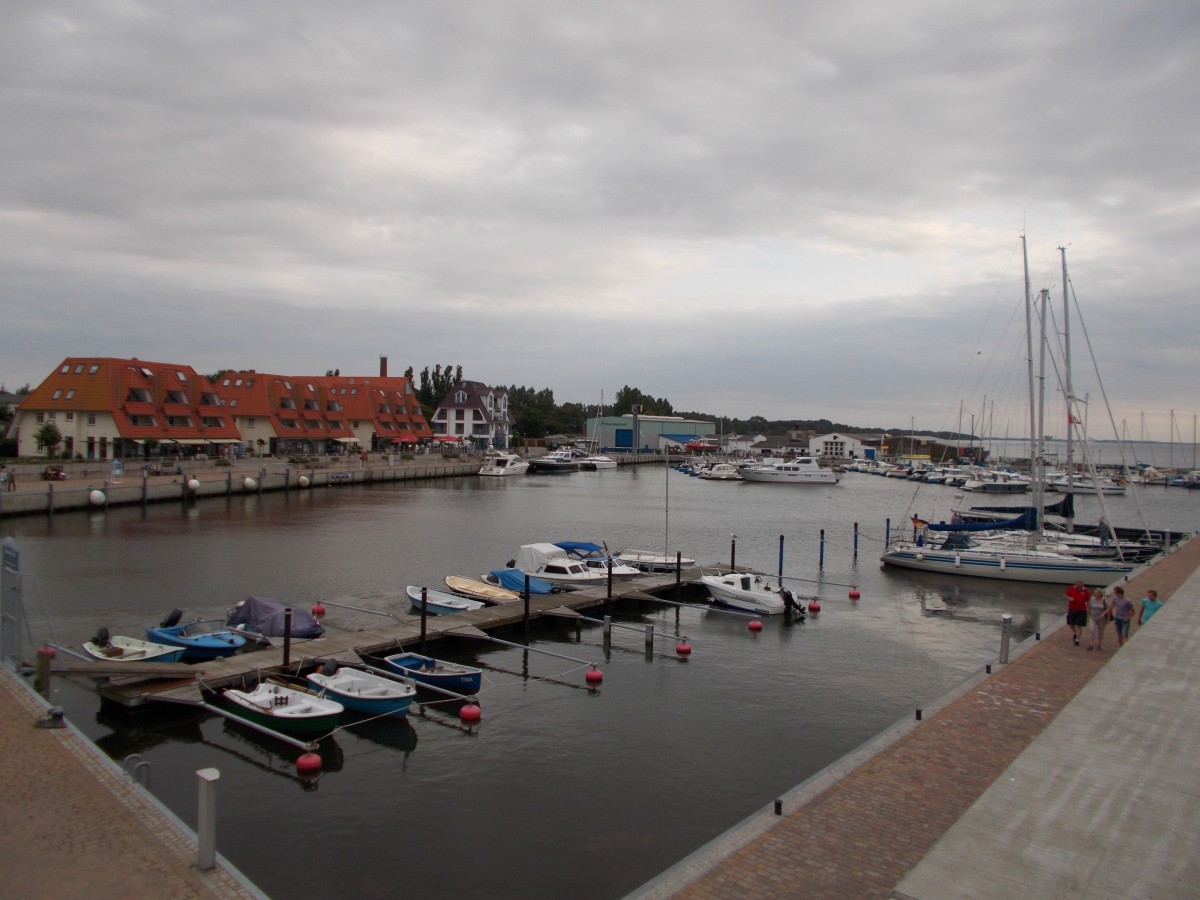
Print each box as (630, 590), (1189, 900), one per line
(2, 1), (1197, 438)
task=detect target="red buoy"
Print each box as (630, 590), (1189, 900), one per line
(748, 619), (763, 632)
(807, 600), (822, 613)
(585, 668), (604, 686)
(295, 752), (322, 774)
(459, 703), (482, 723)
(311, 602), (326, 618)
(848, 589), (861, 600)
(676, 641), (692, 656)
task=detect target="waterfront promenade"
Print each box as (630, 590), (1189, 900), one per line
(629, 535), (1200, 898)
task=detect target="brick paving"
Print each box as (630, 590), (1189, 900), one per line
(0, 671), (261, 899)
(644, 536), (1200, 899)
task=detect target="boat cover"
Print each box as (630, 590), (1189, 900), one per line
(489, 568), (555, 594)
(226, 596), (324, 638)
(553, 540), (606, 558)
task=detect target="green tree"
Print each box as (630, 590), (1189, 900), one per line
(34, 422), (62, 458)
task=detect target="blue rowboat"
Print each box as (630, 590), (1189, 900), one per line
(145, 610), (247, 660)
(306, 661), (416, 718)
(381, 652), (483, 695)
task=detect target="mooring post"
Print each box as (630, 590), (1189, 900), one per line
(523, 575), (531, 643)
(606, 557), (613, 600)
(885, 517), (891, 545)
(419, 587), (428, 654)
(778, 534), (785, 588)
(999, 613), (1013, 663)
(730, 535), (736, 570)
(853, 522), (859, 558)
(196, 767), (220, 871)
(819, 529), (826, 568)
(674, 553), (682, 605)
(34, 646), (53, 699)
(141, 471), (148, 507)
(645, 623), (654, 651)
(283, 607), (292, 668)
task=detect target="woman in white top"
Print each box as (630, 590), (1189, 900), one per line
(1086, 587), (1111, 651)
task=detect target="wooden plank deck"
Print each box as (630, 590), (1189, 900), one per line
(96, 569), (703, 709)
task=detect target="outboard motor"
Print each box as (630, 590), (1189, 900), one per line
(160, 608), (183, 628)
(92, 627), (111, 647)
(779, 588), (806, 619)
(322, 659), (340, 677)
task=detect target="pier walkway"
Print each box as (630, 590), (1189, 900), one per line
(629, 535), (1200, 898)
(0, 667), (264, 899)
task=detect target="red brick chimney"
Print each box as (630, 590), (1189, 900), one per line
(379, 356), (388, 377)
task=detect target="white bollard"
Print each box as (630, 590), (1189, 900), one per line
(196, 767), (220, 870)
(999, 613), (1013, 664)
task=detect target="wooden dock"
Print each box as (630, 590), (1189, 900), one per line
(91, 569), (703, 709)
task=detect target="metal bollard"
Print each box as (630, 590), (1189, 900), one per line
(999, 613), (1013, 664)
(196, 768), (220, 871)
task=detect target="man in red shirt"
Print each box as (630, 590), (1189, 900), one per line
(1065, 579), (1090, 646)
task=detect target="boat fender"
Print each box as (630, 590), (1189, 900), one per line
(322, 659), (339, 676)
(93, 627), (111, 647)
(160, 608), (183, 628)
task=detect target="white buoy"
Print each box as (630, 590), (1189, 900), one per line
(88, 489), (106, 506)
(187, 478), (200, 492)
(243, 477), (257, 489)
(298, 475), (310, 487)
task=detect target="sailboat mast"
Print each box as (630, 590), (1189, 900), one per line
(1032, 288), (1049, 542)
(1023, 234), (1037, 473)
(1061, 246), (1075, 532)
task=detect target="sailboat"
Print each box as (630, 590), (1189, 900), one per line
(880, 239), (1137, 586)
(579, 391), (618, 470)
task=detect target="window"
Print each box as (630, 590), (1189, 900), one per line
(66, 412), (74, 421)
(88, 414), (96, 426)
(305, 419), (323, 430)
(456, 409), (465, 421)
(74, 364), (84, 374)
(235, 378), (243, 386)
(455, 390), (467, 403)
(329, 421), (343, 430)
(223, 378), (231, 386)
(36, 412), (44, 423)
(307, 384), (315, 392)
(177, 371), (187, 381)
(378, 404), (391, 413)
(60, 364), (70, 374)
(381, 422), (394, 430)
(48, 411), (56, 420)
(88, 364), (99, 375)
(229, 398), (238, 408)
(246, 417), (255, 427)
(281, 419), (299, 429)
(52, 389), (62, 399)
(283, 381), (292, 390)
(167, 416), (191, 427)
(304, 399), (319, 411)
(200, 392), (220, 405)
(203, 417), (223, 428)
(280, 398), (297, 409)
(140, 367), (153, 377)
(165, 390), (188, 404)
(65, 389), (75, 400)
(326, 401), (342, 412)
(126, 388), (153, 403)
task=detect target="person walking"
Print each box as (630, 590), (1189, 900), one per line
(1086, 587), (1111, 651)
(1065, 579), (1090, 647)
(1109, 585), (1136, 648)
(5, 466), (15, 492)
(1139, 589), (1164, 627)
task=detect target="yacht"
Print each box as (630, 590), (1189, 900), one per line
(478, 450), (530, 477)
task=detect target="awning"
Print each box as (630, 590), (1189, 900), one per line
(130, 439), (146, 445)
(209, 438), (241, 444)
(158, 439), (176, 444)
(174, 439), (209, 445)
(334, 437), (357, 443)
(432, 435), (462, 442)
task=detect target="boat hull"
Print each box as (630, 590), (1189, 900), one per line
(82, 637), (185, 663)
(880, 546), (1133, 585)
(382, 653), (483, 694)
(145, 623), (247, 660)
(306, 669), (416, 718)
(221, 684), (344, 734)
(699, 574), (788, 615)
(406, 586), (485, 616)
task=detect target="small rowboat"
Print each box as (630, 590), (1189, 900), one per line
(381, 652), (483, 694)
(406, 585), (486, 616)
(306, 661), (416, 718)
(82, 629), (185, 663)
(444, 575), (521, 605)
(221, 682), (344, 735)
(145, 609), (247, 660)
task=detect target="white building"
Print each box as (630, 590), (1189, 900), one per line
(431, 381), (514, 450)
(808, 432), (870, 460)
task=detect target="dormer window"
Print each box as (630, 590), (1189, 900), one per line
(165, 390), (188, 404)
(126, 388), (153, 403)
(455, 390), (467, 403)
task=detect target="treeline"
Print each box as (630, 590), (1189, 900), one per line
(407, 365), (974, 443)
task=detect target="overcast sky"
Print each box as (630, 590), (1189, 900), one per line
(3, 2), (1197, 440)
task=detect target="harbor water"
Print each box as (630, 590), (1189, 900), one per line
(5, 465), (1197, 899)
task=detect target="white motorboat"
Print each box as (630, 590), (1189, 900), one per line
(478, 451), (530, 477)
(552, 541), (642, 580)
(579, 455), (618, 470)
(697, 463), (742, 481)
(615, 549), (698, 572)
(510, 543), (608, 589)
(699, 573), (790, 616)
(739, 456), (838, 485)
(82, 629), (185, 663)
(406, 585), (487, 615)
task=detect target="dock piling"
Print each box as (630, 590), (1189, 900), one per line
(196, 767), (220, 871)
